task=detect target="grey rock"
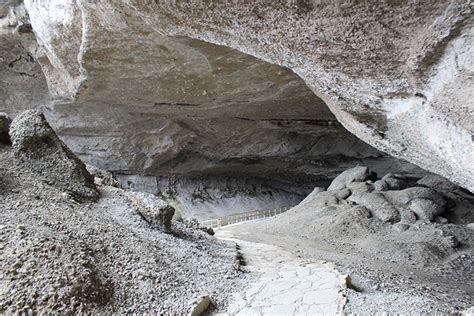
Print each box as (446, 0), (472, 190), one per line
(374, 180), (389, 191)
(127, 192), (175, 231)
(393, 223), (410, 232)
(328, 166), (370, 191)
(9, 110), (99, 201)
(0, 112), (12, 144)
(348, 192), (400, 223)
(434, 216), (448, 224)
(384, 187), (446, 209)
(346, 181), (373, 193)
(417, 174), (460, 192)
(400, 210), (417, 224)
(408, 199), (445, 222)
(382, 173), (407, 190)
(442, 235), (459, 248)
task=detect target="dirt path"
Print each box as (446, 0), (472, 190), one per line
(215, 225), (347, 316)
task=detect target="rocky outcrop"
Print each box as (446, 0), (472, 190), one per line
(9, 110), (99, 201)
(19, 1), (472, 191)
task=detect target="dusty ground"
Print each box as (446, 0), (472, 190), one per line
(0, 144), (251, 314)
(217, 185), (474, 314)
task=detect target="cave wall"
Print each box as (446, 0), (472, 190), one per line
(18, 0), (471, 191)
(1, 1), (472, 195)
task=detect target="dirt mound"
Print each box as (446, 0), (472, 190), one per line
(9, 110), (99, 201)
(0, 144), (249, 314)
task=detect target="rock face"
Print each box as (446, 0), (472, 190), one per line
(17, 0), (472, 191)
(9, 110), (99, 201)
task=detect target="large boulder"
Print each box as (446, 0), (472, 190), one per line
(127, 191), (175, 231)
(9, 110), (99, 201)
(328, 166), (371, 191)
(0, 112), (12, 144)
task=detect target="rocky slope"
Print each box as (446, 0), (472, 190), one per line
(0, 125), (249, 314)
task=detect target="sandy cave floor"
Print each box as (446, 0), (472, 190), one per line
(216, 218), (474, 314)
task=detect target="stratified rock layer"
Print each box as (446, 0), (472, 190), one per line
(20, 1), (472, 191)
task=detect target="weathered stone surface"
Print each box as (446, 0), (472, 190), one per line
(12, 0), (473, 191)
(127, 191), (175, 231)
(9, 110), (99, 201)
(348, 192), (400, 223)
(408, 199), (445, 222)
(328, 166), (370, 191)
(381, 173), (407, 191)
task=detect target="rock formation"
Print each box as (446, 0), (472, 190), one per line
(9, 110), (99, 201)
(12, 0), (470, 191)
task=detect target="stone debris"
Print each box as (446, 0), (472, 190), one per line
(0, 144), (250, 314)
(9, 110), (99, 201)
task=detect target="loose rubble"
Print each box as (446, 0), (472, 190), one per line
(0, 112), (250, 314)
(9, 110), (99, 201)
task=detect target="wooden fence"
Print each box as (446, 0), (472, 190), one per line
(200, 206), (292, 229)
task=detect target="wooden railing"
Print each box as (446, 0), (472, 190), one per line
(200, 206), (292, 229)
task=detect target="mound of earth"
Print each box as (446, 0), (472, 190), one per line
(223, 166), (474, 313)
(0, 122), (249, 314)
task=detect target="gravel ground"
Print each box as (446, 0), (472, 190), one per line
(0, 145), (252, 314)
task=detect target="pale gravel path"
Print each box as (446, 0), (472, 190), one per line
(216, 225), (347, 316)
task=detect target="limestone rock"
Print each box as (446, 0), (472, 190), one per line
(19, 0), (473, 191)
(189, 295), (211, 316)
(417, 174), (461, 192)
(408, 199), (445, 222)
(381, 173), (407, 190)
(9, 110), (99, 201)
(346, 181), (373, 193)
(328, 166), (371, 191)
(127, 192), (175, 231)
(374, 180), (389, 192)
(348, 192), (400, 223)
(0, 112), (12, 144)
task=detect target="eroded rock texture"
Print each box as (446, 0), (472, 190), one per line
(1, 1), (472, 193)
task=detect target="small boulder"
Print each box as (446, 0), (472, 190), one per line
(189, 295), (211, 316)
(127, 191), (175, 231)
(348, 192), (400, 223)
(382, 173), (407, 190)
(0, 112), (12, 144)
(328, 166), (370, 191)
(346, 181), (373, 193)
(86, 165), (120, 187)
(417, 174), (459, 192)
(408, 198), (445, 222)
(374, 180), (389, 191)
(393, 223), (410, 232)
(400, 210), (417, 224)
(434, 216), (448, 224)
(9, 110), (99, 201)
